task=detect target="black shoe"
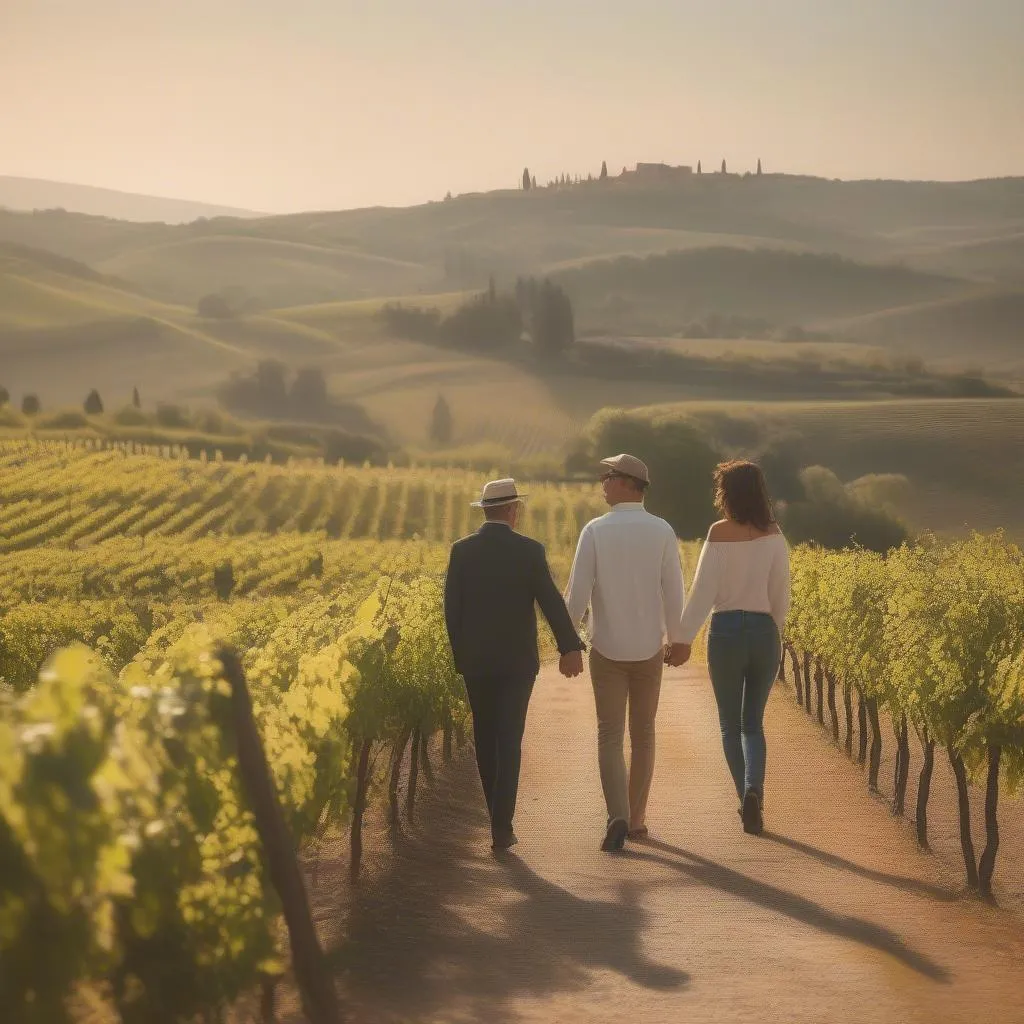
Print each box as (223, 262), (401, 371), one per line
(601, 818), (629, 853)
(492, 831), (518, 851)
(741, 789), (763, 835)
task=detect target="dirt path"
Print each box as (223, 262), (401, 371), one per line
(327, 665), (1024, 1023)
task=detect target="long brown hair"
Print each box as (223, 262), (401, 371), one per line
(713, 460), (775, 530)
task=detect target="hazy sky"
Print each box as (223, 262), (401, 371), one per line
(4, 0), (1022, 212)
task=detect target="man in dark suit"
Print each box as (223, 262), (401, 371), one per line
(444, 477), (586, 851)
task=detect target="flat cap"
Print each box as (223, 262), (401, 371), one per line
(599, 453), (650, 484)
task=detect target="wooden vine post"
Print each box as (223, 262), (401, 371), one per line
(350, 739), (373, 883)
(219, 648), (344, 1024)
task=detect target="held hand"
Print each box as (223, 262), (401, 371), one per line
(665, 642), (691, 667)
(559, 650), (584, 678)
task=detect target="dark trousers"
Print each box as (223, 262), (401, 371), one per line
(463, 672), (536, 841)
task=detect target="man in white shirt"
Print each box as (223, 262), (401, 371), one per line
(564, 453), (688, 852)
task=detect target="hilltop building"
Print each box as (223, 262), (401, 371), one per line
(630, 162), (693, 179)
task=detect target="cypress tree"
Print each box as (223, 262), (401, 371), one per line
(430, 394), (453, 445)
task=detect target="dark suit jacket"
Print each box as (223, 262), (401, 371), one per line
(444, 522), (585, 680)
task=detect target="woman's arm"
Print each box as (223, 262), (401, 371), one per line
(677, 540), (719, 644)
(768, 537), (791, 633)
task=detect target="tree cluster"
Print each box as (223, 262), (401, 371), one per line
(778, 466), (908, 554)
(217, 362), (330, 420)
(572, 410), (721, 537)
(516, 277), (575, 358)
(381, 276), (575, 361)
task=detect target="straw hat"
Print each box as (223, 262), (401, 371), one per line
(470, 477), (527, 508)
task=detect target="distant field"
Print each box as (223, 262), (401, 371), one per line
(834, 289), (1024, 373)
(615, 334), (887, 365)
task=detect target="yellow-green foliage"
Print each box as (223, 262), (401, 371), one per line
(789, 536), (1024, 765)
(0, 438), (606, 551)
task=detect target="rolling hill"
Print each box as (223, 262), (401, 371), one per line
(2, 174), (1022, 311)
(550, 247), (968, 337)
(0, 242), (341, 409)
(1, 172), (1022, 489)
(0, 176), (262, 224)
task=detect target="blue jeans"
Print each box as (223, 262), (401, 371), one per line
(707, 610), (781, 800)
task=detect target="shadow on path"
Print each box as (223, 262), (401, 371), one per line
(332, 758), (688, 1022)
(761, 831), (959, 902)
(633, 839), (951, 983)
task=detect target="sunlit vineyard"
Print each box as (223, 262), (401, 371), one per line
(31, 435), (1024, 1022)
(784, 534), (1024, 898)
(0, 439), (604, 550)
(0, 438), (612, 1022)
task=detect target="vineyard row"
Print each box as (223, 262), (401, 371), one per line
(0, 439), (605, 550)
(783, 534), (1024, 897)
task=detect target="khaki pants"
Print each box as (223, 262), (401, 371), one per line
(589, 647), (664, 828)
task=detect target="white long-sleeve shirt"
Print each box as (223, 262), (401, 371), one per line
(677, 532), (791, 643)
(564, 502), (686, 662)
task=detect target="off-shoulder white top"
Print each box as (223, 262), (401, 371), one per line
(677, 532), (791, 643)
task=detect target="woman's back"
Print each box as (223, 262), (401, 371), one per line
(678, 522), (790, 642)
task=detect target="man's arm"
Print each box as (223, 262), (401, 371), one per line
(563, 524), (596, 631)
(662, 530), (687, 644)
(442, 544), (463, 671)
(533, 542), (586, 657)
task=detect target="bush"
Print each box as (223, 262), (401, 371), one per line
(321, 428), (388, 466)
(779, 466), (909, 553)
(846, 472), (912, 517)
(113, 405), (151, 427)
(0, 386), (9, 407)
(579, 409), (721, 538)
(155, 403), (192, 429)
(38, 409), (90, 430)
(21, 394), (41, 416)
(192, 408), (245, 436)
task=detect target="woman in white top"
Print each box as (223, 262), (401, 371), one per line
(670, 460), (791, 835)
